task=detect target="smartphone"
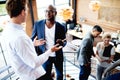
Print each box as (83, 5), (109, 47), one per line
(56, 39), (66, 46)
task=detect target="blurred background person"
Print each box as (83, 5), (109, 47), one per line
(77, 25), (102, 80)
(95, 32), (115, 80)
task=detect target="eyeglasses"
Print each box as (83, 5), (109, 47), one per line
(45, 10), (56, 13)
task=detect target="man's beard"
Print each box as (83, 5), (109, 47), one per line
(46, 17), (55, 21)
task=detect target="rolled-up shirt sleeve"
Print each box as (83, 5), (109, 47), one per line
(9, 36), (51, 75)
(111, 46), (115, 55)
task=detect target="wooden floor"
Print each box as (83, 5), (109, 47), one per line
(52, 54), (96, 80)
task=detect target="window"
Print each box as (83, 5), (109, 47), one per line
(0, 1), (10, 69)
(55, 0), (69, 5)
(36, 0), (53, 20)
(0, 0), (6, 15)
(0, 4), (7, 16)
(0, 0), (6, 4)
(0, 3), (9, 27)
(36, 0), (70, 21)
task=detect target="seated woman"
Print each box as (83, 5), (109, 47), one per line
(95, 32), (115, 80)
(103, 59), (120, 80)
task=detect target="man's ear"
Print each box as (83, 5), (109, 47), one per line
(21, 10), (25, 16)
(55, 11), (57, 15)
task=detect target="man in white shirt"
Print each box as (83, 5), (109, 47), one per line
(3, 0), (62, 80)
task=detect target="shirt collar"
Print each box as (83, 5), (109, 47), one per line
(8, 22), (24, 30)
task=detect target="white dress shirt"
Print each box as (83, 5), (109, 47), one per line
(3, 22), (52, 80)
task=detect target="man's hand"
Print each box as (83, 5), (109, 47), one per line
(104, 59), (113, 63)
(56, 39), (63, 46)
(33, 36), (46, 46)
(56, 39), (66, 46)
(51, 44), (63, 52)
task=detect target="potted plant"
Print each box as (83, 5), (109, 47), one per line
(0, 27), (3, 32)
(0, 27), (3, 36)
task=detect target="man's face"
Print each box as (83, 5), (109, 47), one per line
(93, 31), (101, 38)
(45, 6), (56, 21)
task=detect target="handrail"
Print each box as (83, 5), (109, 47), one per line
(0, 65), (16, 80)
(1, 71), (15, 80)
(0, 65), (11, 74)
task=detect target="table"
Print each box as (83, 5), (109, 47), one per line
(67, 30), (84, 39)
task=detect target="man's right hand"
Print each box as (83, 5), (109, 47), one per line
(56, 39), (66, 46)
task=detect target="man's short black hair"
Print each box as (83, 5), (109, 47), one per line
(93, 25), (102, 32)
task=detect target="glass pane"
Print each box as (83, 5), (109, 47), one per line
(55, 0), (69, 5)
(37, 8), (46, 20)
(0, 4), (9, 29)
(36, 0), (53, 8)
(36, 0), (54, 20)
(0, 0), (6, 1)
(0, 4), (7, 16)
(36, 0), (69, 21)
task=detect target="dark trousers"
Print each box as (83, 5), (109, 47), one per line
(40, 57), (63, 80)
(79, 64), (91, 80)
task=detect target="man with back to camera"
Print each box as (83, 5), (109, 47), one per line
(77, 25), (102, 80)
(3, 0), (62, 80)
(31, 4), (66, 80)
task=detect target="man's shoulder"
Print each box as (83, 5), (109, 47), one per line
(35, 19), (45, 24)
(83, 36), (91, 41)
(56, 21), (64, 26)
(56, 22), (66, 31)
